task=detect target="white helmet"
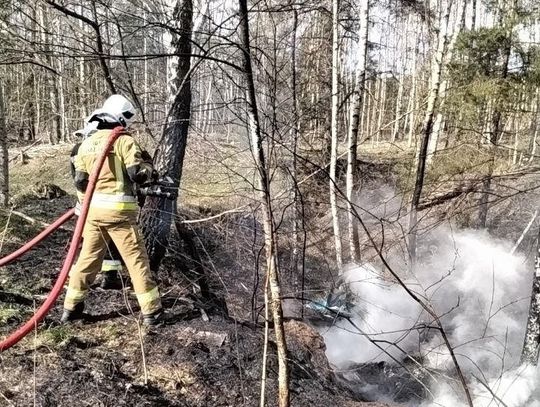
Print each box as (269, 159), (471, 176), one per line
(87, 94), (136, 128)
(74, 121), (99, 139)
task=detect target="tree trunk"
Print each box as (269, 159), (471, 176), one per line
(237, 0), (289, 405)
(521, 227), (540, 364)
(376, 76), (386, 144)
(392, 75), (404, 143)
(140, 0), (192, 272)
(407, 39), (419, 148)
(370, 76), (380, 146)
(471, 0), (477, 30)
(39, 4), (58, 144)
(529, 88), (540, 162)
(428, 0), (467, 165)
(364, 79), (373, 140)
(408, 2), (452, 263)
(0, 81), (8, 206)
(290, 9), (303, 295)
(345, 0), (369, 264)
(330, 0), (343, 271)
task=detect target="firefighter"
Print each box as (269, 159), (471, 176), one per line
(71, 127), (123, 290)
(61, 94), (162, 325)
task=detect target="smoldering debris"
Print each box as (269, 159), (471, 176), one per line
(319, 228), (540, 406)
(336, 360), (432, 404)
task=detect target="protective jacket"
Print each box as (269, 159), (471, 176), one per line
(71, 141), (123, 273)
(73, 129), (153, 213)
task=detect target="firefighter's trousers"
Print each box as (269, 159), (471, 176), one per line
(64, 210), (161, 315)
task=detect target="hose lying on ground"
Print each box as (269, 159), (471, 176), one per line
(0, 208), (75, 268)
(0, 126), (124, 352)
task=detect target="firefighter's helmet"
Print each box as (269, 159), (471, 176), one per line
(87, 94), (136, 128)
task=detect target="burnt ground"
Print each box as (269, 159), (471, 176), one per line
(0, 194), (392, 407)
(6, 144), (533, 407)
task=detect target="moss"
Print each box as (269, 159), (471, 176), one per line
(0, 306), (19, 325)
(40, 325), (73, 346)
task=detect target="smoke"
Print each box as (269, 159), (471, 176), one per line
(321, 228), (539, 406)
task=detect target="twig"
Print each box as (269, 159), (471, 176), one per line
(137, 321), (149, 386)
(510, 210), (537, 254)
(472, 374), (509, 407)
(0, 392), (14, 406)
(0, 208), (13, 253)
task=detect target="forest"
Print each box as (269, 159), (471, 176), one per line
(1, 0), (540, 406)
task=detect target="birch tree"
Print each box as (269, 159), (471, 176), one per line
(0, 80), (8, 206)
(427, 0), (467, 164)
(330, 0), (343, 271)
(237, 0), (289, 404)
(408, 1), (452, 263)
(346, 0), (369, 263)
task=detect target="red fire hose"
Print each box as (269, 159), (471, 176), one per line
(0, 208), (75, 268)
(0, 126), (124, 351)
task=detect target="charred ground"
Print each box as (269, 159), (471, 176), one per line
(0, 164), (388, 407)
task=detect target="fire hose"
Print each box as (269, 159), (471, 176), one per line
(0, 126), (124, 352)
(0, 209), (75, 268)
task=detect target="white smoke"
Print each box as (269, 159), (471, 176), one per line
(321, 228), (539, 406)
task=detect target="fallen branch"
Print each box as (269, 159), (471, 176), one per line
(0, 290), (34, 306)
(180, 206), (248, 224)
(418, 184), (477, 211)
(8, 140), (41, 163)
(0, 209), (72, 231)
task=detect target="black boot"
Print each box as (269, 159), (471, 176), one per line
(60, 302), (85, 324)
(100, 270), (123, 290)
(142, 309), (164, 326)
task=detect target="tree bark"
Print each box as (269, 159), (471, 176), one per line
(408, 1), (452, 263)
(407, 36), (419, 148)
(140, 0), (192, 272)
(376, 75), (386, 144)
(345, 0), (369, 264)
(427, 0), (467, 165)
(0, 81), (8, 206)
(471, 0), (477, 30)
(521, 227), (540, 364)
(529, 88), (540, 162)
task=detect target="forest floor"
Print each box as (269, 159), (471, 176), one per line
(1, 138), (539, 406)
(0, 143), (393, 406)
